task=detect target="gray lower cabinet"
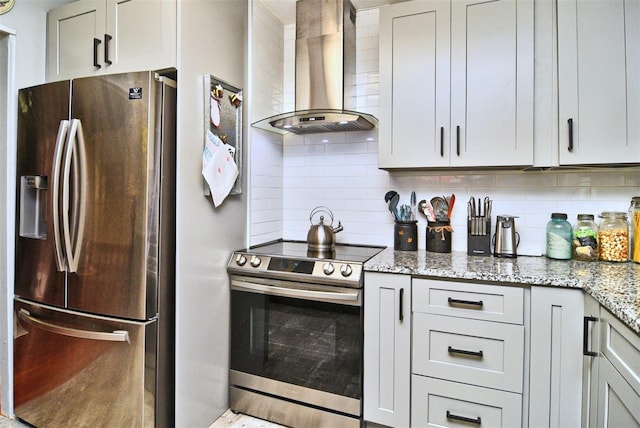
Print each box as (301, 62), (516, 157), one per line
(411, 279), (524, 427)
(582, 294), (600, 427)
(528, 286), (584, 427)
(363, 272), (411, 428)
(595, 308), (640, 427)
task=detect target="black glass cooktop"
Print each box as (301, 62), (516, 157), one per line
(243, 240), (385, 263)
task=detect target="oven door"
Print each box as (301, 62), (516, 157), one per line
(229, 276), (363, 417)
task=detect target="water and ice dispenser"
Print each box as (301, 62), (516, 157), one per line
(19, 175), (47, 239)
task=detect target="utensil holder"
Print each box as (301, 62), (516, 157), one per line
(426, 220), (452, 253)
(467, 218), (492, 256)
(394, 221), (418, 251)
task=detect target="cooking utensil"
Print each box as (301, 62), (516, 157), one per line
(410, 191), (416, 219)
(385, 191), (400, 220)
(389, 194), (400, 220)
(430, 196), (448, 221)
(384, 190), (398, 203)
(448, 194), (456, 218)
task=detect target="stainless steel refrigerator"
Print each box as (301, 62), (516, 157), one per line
(13, 71), (176, 427)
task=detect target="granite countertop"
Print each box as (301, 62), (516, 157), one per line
(364, 248), (640, 334)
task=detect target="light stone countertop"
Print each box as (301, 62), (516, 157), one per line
(364, 248), (640, 334)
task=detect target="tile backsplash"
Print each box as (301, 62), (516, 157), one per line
(280, 130), (639, 255)
(249, 2), (640, 256)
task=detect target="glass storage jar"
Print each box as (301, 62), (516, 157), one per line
(598, 212), (629, 262)
(546, 213), (572, 260)
(573, 214), (598, 261)
(629, 197), (640, 263)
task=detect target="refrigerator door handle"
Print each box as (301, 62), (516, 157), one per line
(62, 119), (88, 273)
(18, 309), (130, 343)
(52, 120), (70, 272)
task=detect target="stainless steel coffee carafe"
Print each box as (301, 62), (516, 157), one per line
(493, 215), (520, 258)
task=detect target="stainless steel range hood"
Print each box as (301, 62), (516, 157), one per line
(252, 0), (378, 135)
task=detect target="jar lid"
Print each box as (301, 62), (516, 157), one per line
(599, 211), (627, 219)
(551, 212), (568, 220)
(577, 214), (594, 220)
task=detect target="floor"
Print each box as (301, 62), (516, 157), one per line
(0, 409), (285, 428)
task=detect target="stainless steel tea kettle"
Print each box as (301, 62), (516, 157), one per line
(307, 206), (343, 253)
(493, 215), (520, 258)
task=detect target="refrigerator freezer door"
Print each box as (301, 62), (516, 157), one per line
(13, 298), (157, 428)
(66, 71), (170, 320)
(15, 80), (71, 307)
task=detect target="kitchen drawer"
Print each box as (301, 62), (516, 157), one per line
(413, 279), (524, 324)
(411, 375), (522, 428)
(413, 313), (524, 393)
(600, 308), (640, 396)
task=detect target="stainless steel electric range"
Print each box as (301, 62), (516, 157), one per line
(227, 240), (385, 428)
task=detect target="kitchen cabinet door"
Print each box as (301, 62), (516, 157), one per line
(47, 0), (176, 81)
(47, 0), (106, 81)
(558, 0), (640, 165)
(378, 0), (450, 168)
(529, 286), (584, 427)
(104, 0), (176, 75)
(596, 357), (640, 427)
(449, 0), (534, 167)
(378, 0), (533, 169)
(582, 294), (600, 427)
(363, 272), (411, 428)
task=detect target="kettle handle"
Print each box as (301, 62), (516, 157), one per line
(515, 232), (520, 248)
(310, 206), (334, 225)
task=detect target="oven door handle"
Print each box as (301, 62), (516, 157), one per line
(231, 280), (360, 303)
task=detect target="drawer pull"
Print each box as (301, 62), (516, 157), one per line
(399, 288), (405, 322)
(447, 410), (482, 425)
(448, 297), (484, 308)
(448, 346), (484, 358)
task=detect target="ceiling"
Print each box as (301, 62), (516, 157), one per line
(261, 0), (403, 25)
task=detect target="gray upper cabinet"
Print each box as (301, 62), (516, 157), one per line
(47, 0), (176, 81)
(558, 0), (640, 165)
(378, 0), (534, 169)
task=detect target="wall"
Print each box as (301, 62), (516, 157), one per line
(252, 6), (640, 257)
(0, 0), (70, 89)
(249, 0), (285, 246)
(175, 1), (247, 427)
(0, 25), (16, 417)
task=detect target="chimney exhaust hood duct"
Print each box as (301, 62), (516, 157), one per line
(252, 0), (378, 135)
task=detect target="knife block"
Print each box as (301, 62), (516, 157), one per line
(467, 219), (492, 256)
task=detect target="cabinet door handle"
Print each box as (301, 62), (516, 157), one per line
(399, 288), (404, 322)
(448, 297), (483, 308)
(93, 38), (102, 69)
(447, 411), (481, 425)
(456, 125), (461, 156)
(104, 33), (113, 65)
(440, 126), (444, 157)
(448, 346), (484, 358)
(568, 118), (574, 152)
(583, 316), (597, 357)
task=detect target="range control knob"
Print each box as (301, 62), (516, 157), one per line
(322, 262), (335, 275)
(250, 256), (262, 268)
(340, 264), (353, 277)
(235, 254), (247, 266)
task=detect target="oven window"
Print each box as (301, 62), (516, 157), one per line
(230, 290), (362, 399)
